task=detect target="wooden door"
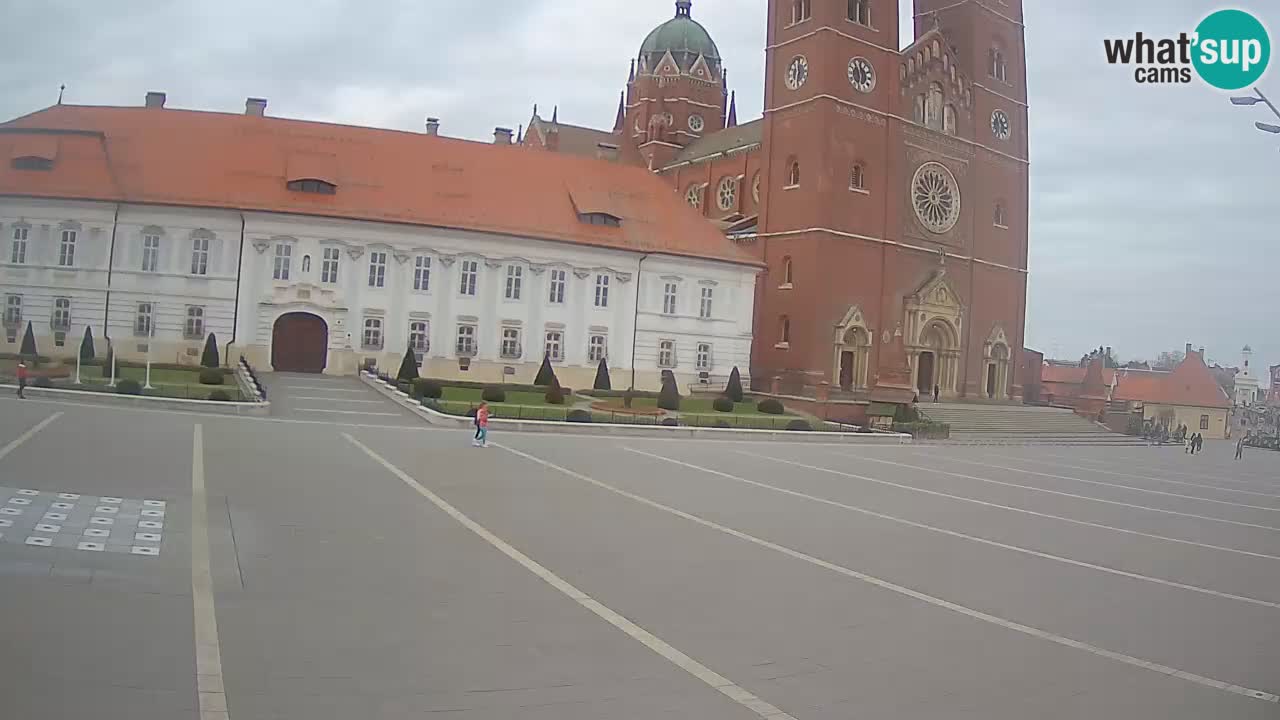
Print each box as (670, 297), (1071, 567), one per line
(271, 313), (328, 373)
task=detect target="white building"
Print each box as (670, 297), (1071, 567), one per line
(1233, 345), (1261, 407)
(1, 96), (759, 391)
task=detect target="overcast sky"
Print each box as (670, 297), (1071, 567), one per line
(0, 0), (1274, 380)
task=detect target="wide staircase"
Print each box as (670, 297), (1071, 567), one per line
(918, 403), (1144, 445)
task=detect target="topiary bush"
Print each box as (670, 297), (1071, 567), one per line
(534, 355), (557, 386)
(657, 373), (680, 412)
(757, 398), (785, 415)
(397, 343), (419, 383)
(198, 368), (224, 385)
(593, 357), (611, 391)
(412, 378), (443, 399)
(34, 376), (53, 388)
(481, 386), (506, 403)
(661, 417), (679, 427)
(712, 396), (734, 413)
(116, 378), (142, 395)
(566, 409), (592, 423)
(785, 419), (812, 431)
(201, 333), (220, 368)
(207, 390), (231, 401)
(725, 366), (744, 403)
(545, 378), (566, 405)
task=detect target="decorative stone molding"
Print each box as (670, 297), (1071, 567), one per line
(484, 259), (503, 269)
(252, 240), (271, 254)
(614, 272), (633, 283)
(528, 263), (547, 275)
(573, 268), (591, 279)
(437, 254), (457, 267)
(393, 252), (411, 264)
(345, 247), (365, 261)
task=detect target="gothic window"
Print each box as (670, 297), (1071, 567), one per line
(943, 105), (957, 135)
(685, 184), (703, 209)
(990, 46), (1007, 82)
(913, 95), (925, 124)
(994, 202), (1008, 228)
(791, 0), (810, 24)
(779, 316), (791, 345)
(912, 162), (961, 234)
(782, 256), (794, 286)
(850, 163), (866, 191)
(925, 82), (944, 130)
(786, 158), (800, 188)
(848, 0), (870, 25)
(716, 176), (737, 211)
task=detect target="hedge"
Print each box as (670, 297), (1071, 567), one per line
(891, 421), (951, 439)
(207, 390), (231, 401)
(756, 398), (785, 415)
(712, 396), (734, 413)
(116, 379), (142, 395)
(566, 409), (592, 423)
(661, 418), (679, 427)
(785, 420), (812, 431)
(578, 388), (659, 399)
(481, 386), (506, 403)
(198, 368), (224, 385)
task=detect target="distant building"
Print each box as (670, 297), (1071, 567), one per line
(1233, 345), (1261, 407)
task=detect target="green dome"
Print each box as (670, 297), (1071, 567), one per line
(639, 1), (721, 74)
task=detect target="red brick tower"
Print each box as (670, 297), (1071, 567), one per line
(623, 0), (729, 169)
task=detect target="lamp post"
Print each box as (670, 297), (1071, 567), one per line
(1230, 88), (1280, 139)
(143, 320), (155, 390)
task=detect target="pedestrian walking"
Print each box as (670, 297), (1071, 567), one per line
(933, 383), (940, 403)
(472, 401), (490, 448)
(1235, 436), (1245, 460)
(1184, 435), (1192, 453)
(1192, 432), (1203, 455)
(15, 361), (27, 399)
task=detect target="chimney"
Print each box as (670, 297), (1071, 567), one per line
(424, 117), (440, 136)
(596, 142), (620, 162)
(493, 127), (513, 145)
(145, 91), (166, 109)
(1185, 342), (1193, 356)
(245, 97), (268, 117)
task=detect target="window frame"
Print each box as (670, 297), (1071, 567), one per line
(505, 264), (523, 300)
(413, 255), (432, 292)
(500, 327), (522, 359)
(409, 320), (430, 355)
(51, 297), (71, 332)
(362, 317), (384, 350)
(58, 229), (77, 267)
(273, 243), (292, 281)
(3, 294), (20, 327)
(456, 323), (478, 356)
(696, 342), (713, 372)
(657, 339), (677, 368)
(141, 233), (160, 272)
(190, 236), (210, 276)
(459, 259), (479, 296)
(588, 334), (607, 364)
(778, 315), (791, 347)
(789, 0), (811, 25)
(1200, 415), (1210, 431)
(994, 202), (1008, 228)
(544, 330), (564, 362)
(786, 160), (801, 189)
(368, 251), (388, 288)
(594, 274), (609, 308)
(185, 305), (205, 339)
(662, 282), (679, 315)
(135, 302), (154, 337)
(699, 286), (714, 319)
(782, 256), (794, 287)
(321, 247), (341, 284)
(850, 163), (867, 192)
(847, 0), (871, 26)
(548, 268), (567, 304)
(10, 226), (29, 265)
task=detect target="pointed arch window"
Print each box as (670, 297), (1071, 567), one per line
(782, 256), (794, 287)
(994, 201), (1008, 228)
(850, 163), (867, 191)
(913, 95), (926, 124)
(990, 46), (1007, 82)
(943, 105), (957, 135)
(785, 158), (801, 189)
(925, 83), (944, 130)
(778, 315), (792, 346)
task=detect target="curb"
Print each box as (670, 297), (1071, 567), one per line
(1, 383), (271, 416)
(361, 374), (911, 444)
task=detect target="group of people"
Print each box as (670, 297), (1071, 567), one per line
(1182, 428), (1205, 455)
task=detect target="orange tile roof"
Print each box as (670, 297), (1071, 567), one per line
(0, 104), (758, 267)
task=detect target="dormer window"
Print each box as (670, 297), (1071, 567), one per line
(287, 179), (336, 195)
(11, 156), (52, 171)
(579, 212), (621, 227)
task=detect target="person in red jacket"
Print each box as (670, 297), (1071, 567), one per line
(15, 361), (27, 399)
(472, 402), (490, 447)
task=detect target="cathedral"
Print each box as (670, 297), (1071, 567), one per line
(523, 0), (1029, 402)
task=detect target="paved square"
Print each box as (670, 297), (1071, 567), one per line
(0, 388), (1277, 720)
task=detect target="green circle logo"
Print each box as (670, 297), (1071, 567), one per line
(1192, 9), (1271, 90)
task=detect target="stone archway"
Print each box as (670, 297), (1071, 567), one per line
(983, 326), (1012, 399)
(272, 312), (329, 373)
(832, 306), (872, 392)
(903, 271), (964, 399)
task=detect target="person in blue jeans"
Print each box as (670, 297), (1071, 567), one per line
(472, 402), (490, 447)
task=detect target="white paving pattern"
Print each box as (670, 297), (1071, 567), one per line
(0, 485), (167, 557)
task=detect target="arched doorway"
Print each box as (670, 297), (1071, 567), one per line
(272, 312), (328, 373)
(917, 352), (936, 396)
(838, 326), (870, 391)
(914, 321), (955, 397)
(985, 342), (1010, 399)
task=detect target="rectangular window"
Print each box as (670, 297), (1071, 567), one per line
(135, 302), (153, 337)
(548, 269), (566, 304)
(362, 318), (383, 349)
(456, 324), (477, 355)
(368, 251), (387, 288)
(414, 256), (431, 292)
(409, 321), (429, 355)
(500, 327), (522, 358)
(273, 244), (291, 280)
(459, 260), (478, 296)
(185, 306), (205, 338)
(791, 0), (810, 24)
(699, 287), (713, 319)
(658, 339), (676, 368)
(588, 334), (607, 363)
(663, 282), (678, 315)
(848, 0), (870, 25)
(696, 342), (712, 371)
(321, 247), (340, 284)
(544, 330), (564, 362)
(58, 229), (76, 267)
(594, 274), (609, 308)
(3, 295), (20, 327)
(142, 234), (160, 272)
(51, 298), (71, 331)
(505, 265), (522, 300)
(190, 236), (210, 275)
(1200, 415), (1210, 431)
(10, 226), (28, 264)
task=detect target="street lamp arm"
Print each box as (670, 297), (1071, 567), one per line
(1253, 87), (1280, 121)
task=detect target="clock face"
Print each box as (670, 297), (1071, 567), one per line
(991, 110), (1011, 140)
(847, 57), (875, 93)
(785, 56), (809, 90)
(688, 114), (704, 133)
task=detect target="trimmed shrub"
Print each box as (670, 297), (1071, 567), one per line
(757, 398), (785, 415)
(198, 368), (224, 385)
(578, 388), (660, 399)
(661, 417), (679, 427)
(545, 378), (566, 405)
(397, 344), (419, 382)
(725, 366), (744, 403)
(207, 390), (231, 401)
(481, 386), (506, 403)
(396, 381), (411, 394)
(894, 403), (920, 423)
(412, 378), (444, 399)
(785, 419), (812, 431)
(566, 409), (592, 423)
(593, 357), (611, 391)
(116, 378), (142, 395)
(657, 373), (680, 412)
(19, 321), (37, 358)
(79, 326), (96, 362)
(533, 355), (557, 386)
(201, 333), (220, 368)
(34, 376), (53, 388)
(712, 396), (734, 413)
(714, 420), (732, 429)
